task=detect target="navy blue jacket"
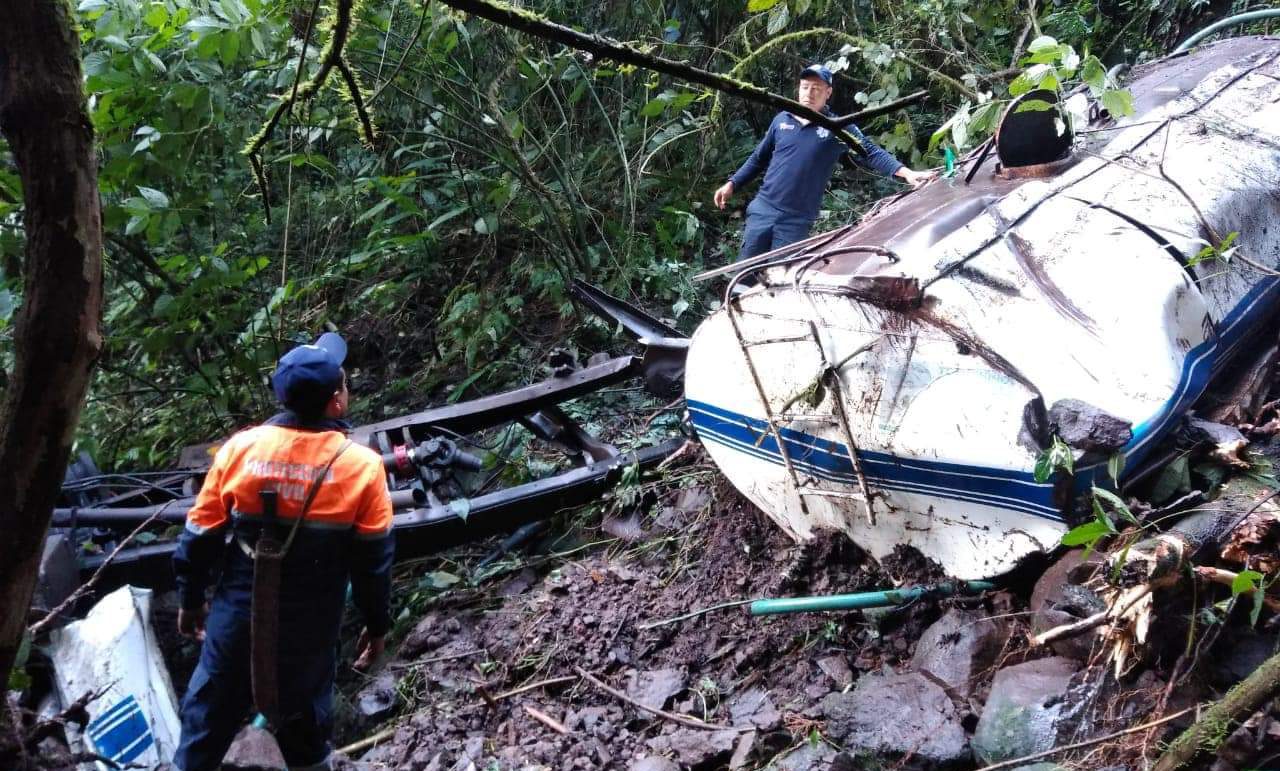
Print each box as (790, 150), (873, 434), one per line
(730, 112), (903, 220)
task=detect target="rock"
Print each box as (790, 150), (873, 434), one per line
(400, 613), (441, 658)
(821, 672), (968, 765)
(728, 687), (781, 731)
(1049, 399), (1133, 452)
(972, 657), (1080, 764)
(817, 655), (854, 688)
(602, 509), (646, 541)
(356, 672), (399, 723)
(729, 730), (756, 769)
(629, 757), (680, 771)
(625, 668), (685, 711)
(565, 706), (609, 731)
(221, 725), (287, 770)
(1210, 629), (1278, 687)
(665, 728), (738, 766)
(498, 568), (538, 597)
(1030, 552), (1106, 660)
(763, 744), (839, 770)
(911, 609), (1009, 698)
(1185, 417), (1247, 447)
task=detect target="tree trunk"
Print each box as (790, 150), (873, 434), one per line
(0, 0), (105, 704)
(1152, 646), (1280, 771)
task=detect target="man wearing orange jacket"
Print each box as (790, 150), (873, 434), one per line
(173, 333), (394, 771)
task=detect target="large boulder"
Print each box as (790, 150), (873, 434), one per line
(972, 657), (1080, 764)
(912, 609), (1009, 698)
(821, 672), (968, 766)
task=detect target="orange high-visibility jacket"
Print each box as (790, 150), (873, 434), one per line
(173, 422), (396, 641)
(186, 425), (392, 538)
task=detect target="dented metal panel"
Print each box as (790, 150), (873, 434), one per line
(687, 37), (1280, 579)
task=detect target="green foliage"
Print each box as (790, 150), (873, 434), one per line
(933, 32), (1135, 152)
(1188, 231), (1240, 267)
(0, 0), (1178, 469)
(1227, 568), (1271, 628)
(1061, 486), (1136, 556)
(1034, 435), (1074, 483)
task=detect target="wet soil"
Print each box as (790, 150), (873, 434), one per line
(340, 455), (997, 771)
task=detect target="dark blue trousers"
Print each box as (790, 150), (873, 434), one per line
(174, 598), (335, 771)
(740, 198), (815, 259)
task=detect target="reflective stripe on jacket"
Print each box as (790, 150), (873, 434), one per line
(173, 421), (395, 642)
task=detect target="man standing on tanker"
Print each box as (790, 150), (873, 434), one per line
(714, 64), (935, 258)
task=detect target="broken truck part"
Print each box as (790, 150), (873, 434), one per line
(53, 352), (684, 591)
(685, 37), (1280, 579)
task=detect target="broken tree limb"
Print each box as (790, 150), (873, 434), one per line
(28, 506), (172, 638)
(433, 0), (871, 155)
(574, 667), (748, 732)
(1153, 648), (1280, 771)
(522, 704), (570, 734)
(1030, 584), (1152, 647)
(637, 599), (753, 630)
(1194, 566), (1280, 612)
(336, 724), (400, 756)
(494, 675), (578, 701)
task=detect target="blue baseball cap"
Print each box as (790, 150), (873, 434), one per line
(800, 64), (833, 85)
(272, 332), (347, 414)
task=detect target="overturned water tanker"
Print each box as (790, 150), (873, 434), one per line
(685, 37), (1280, 579)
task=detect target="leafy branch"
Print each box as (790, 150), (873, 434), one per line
(931, 34), (1136, 154)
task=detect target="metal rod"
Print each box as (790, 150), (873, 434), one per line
(723, 265), (813, 521)
(51, 487), (427, 527)
(749, 581), (996, 616)
(791, 259), (880, 526)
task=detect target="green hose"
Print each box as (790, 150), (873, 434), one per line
(749, 580), (996, 616)
(1174, 10), (1280, 54)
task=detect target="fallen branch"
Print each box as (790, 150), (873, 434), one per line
(1195, 566), (1280, 612)
(28, 506), (172, 637)
(838, 90), (928, 125)
(386, 648), (485, 670)
(494, 675), (578, 701)
(1030, 584), (1151, 647)
(336, 724), (400, 756)
(1154, 646), (1280, 770)
(23, 686), (105, 750)
(574, 666), (747, 732)
(523, 704), (570, 734)
(434, 0), (871, 154)
(637, 599), (752, 630)
(976, 703), (1202, 771)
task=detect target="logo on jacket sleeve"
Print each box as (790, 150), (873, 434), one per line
(817, 127), (830, 138)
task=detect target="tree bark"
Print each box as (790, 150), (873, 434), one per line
(1152, 646), (1280, 771)
(0, 0), (105, 706)
(434, 0), (872, 155)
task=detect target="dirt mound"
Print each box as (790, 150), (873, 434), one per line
(345, 475), (971, 769)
